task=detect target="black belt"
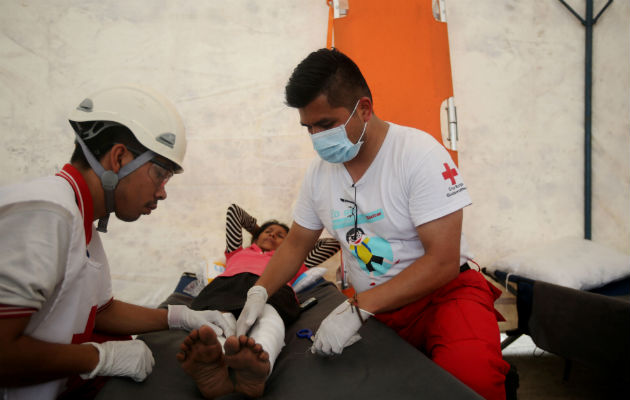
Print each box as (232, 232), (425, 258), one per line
(460, 263), (471, 273)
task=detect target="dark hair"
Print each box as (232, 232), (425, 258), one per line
(251, 220), (290, 245)
(285, 48), (372, 110)
(70, 122), (146, 168)
(346, 227), (365, 242)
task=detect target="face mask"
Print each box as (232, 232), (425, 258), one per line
(310, 100), (367, 163)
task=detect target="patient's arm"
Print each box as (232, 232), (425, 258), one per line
(304, 238), (340, 268)
(225, 203), (259, 253)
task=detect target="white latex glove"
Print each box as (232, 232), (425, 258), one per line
(311, 300), (373, 356)
(80, 340), (154, 382)
(236, 285), (268, 336)
(168, 305), (236, 337)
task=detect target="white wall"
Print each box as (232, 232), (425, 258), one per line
(1, 0), (628, 305)
(447, 1), (629, 265)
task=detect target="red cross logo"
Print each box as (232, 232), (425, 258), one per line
(441, 163), (458, 185)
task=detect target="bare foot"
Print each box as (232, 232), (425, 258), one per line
(177, 326), (234, 399)
(224, 335), (270, 398)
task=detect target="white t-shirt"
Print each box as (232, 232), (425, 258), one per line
(293, 123), (472, 293)
(0, 172), (112, 400)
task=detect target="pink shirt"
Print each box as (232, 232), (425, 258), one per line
(222, 244), (308, 285)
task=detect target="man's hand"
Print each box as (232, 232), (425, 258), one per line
(235, 285), (268, 336)
(311, 300), (372, 356)
(80, 340), (154, 382)
(167, 305), (236, 337)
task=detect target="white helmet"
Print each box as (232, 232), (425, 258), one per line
(68, 85), (187, 173)
(68, 85), (187, 232)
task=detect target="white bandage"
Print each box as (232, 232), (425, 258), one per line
(249, 304), (285, 373)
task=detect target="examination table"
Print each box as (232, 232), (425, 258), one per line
(96, 280), (482, 399)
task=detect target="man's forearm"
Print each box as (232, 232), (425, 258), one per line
(356, 253), (459, 314)
(356, 210), (463, 314)
(256, 240), (309, 296)
(95, 300), (168, 335)
(0, 333), (98, 387)
(256, 222), (321, 296)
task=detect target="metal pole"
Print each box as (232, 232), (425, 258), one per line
(558, 0), (613, 240)
(584, 0), (593, 240)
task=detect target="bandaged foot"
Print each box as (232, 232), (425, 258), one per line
(177, 325), (234, 399)
(224, 335), (270, 398)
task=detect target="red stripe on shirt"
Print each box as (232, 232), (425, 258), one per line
(56, 164), (94, 245)
(97, 297), (114, 313)
(0, 304), (38, 318)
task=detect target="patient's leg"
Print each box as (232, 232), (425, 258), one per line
(177, 325), (234, 399)
(225, 304), (285, 397)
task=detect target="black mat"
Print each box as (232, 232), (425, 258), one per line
(97, 281), (481, 399)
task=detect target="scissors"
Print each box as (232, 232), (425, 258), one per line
(296, 328), (314, 342)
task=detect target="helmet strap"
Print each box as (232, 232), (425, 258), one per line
(74, 133), (155, 233)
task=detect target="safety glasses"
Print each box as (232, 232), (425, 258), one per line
(148, 159), (174, 187)
(125, 145), (174, 188)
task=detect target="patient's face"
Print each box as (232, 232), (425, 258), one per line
(256, 224), (288, 251)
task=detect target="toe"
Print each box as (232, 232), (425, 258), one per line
(198, 325), (218, 345)
(238, 335), (249, 346)
(224, 335), (240, 356)
(180, 341), (190, 352)
(246, 337), (257, 348)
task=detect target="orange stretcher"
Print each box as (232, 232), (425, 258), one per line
(325, 0), (459, 163)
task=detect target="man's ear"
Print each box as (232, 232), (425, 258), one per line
(358, 97), (373, 122)
(102, 144), (129, 173)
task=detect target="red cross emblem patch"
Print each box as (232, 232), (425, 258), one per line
(441, 163), (458, 185)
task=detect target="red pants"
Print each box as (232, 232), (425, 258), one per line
(375, 270), (509, 400)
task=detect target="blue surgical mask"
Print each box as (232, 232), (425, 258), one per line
(310, 100), (367, 163)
